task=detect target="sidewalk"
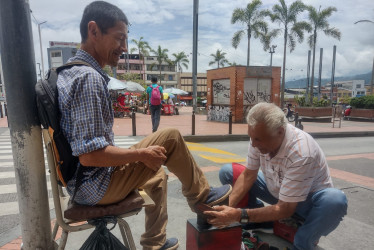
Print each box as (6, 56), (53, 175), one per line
(1, 106), (373, 137)
(0, 107), (374, 249)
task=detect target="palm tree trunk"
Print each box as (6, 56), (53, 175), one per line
(142, 57), (145, 81)
(217, 60), (220, 69)
(139, 53), (142, 79)
(310, 31), (317, 105)
(247, 29), (251, 68)
(280, 30), (288, 109)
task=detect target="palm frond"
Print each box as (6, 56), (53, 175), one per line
(231, 8), (245, 24)
(307, 34), (314, 49)
(288, 34), (296, 52)
(324, 27), (341, 40)
(232, 30), (245, 48)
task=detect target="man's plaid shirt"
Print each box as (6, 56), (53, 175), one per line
(57, 49), (114, 205)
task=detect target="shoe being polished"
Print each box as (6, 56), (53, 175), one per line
(204, 184), (232, 206)
(160, 238), (179, 250)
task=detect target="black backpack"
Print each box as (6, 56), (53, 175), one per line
(35, 61), (91, 187)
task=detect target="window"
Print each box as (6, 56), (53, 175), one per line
(356, 84), (361, 88)
(168, 75), (173, 81)
(51, 51), (61, 57)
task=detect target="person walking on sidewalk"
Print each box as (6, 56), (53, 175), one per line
(147, 76), (163, 132)
(205, 102), (347, 250)
(56, 2), (232, 250)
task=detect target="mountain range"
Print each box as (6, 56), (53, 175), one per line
(285, 72), (372, 89)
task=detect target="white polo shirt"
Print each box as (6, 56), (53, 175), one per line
(246, 123), (333, 203)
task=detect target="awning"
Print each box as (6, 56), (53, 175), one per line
(179, 96), (193, 100)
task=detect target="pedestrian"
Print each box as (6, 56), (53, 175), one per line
(146, 76), (163, 132)
(167, 96), (173, 105)
(56, 1), (231, 250)
(205, 102), (347, 250)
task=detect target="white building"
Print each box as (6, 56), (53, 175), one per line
(47, 41), (79, 69)
(326, 80), (366, 97)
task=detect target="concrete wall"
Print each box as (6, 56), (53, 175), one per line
(207, 66), (281, 123)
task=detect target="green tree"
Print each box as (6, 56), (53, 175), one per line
(131, 37), (151, 80)
(231, 0), (268, 67)
(306, 5), (341, 105)
(209, 49), (229, 68)
(266, 0), (310, 108)
(172, 51), (189, 73)
(151, 45), (172, 84)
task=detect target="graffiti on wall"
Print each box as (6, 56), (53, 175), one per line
(212, 79), (230, 105)
(243, 78), (271, 105)
(207, 105), (231, 122)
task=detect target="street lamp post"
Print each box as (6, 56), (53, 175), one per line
(269, 45), (277, 67)
(37, 21), (46, 79)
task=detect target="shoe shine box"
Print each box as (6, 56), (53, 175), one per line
(273, 220), (297, 243)
(186, 219), (242, 250)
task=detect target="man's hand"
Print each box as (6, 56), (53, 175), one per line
(140, 145), (167, 171)
(204, 205), (241, 228)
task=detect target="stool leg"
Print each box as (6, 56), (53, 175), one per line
(117, 218), (136, 250)
(52, 223), (59, 240)
(58, 230), (68, 250)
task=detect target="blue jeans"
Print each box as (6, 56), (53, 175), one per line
(150, 104), (161, 132)
(219, 163), (348, 250)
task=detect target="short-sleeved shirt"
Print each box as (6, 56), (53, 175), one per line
(246, 123), (333, 203)
(57, 49), (114, 205)
(146, 84), (163, 105)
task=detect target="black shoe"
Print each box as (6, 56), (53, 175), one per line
(160, 238), (179, 250)
(243, 221), (274, 234)
(204, 184), (232, 206)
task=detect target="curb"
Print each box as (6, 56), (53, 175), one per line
(183, 131), (374, 142)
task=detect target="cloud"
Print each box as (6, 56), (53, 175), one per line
(22, 0), (374, 81)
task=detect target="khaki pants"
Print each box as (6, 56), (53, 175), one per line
(98, 128), (210, 249)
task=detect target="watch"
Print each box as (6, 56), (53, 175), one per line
(240, 208), (249, 225)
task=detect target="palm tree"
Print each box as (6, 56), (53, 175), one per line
(151, 45), (171, 84)
(131, 37), (151, 81)
(306, 5), (341, 105)
(258, 28), (281, 52)
(231, 0), (268, 68)
(266, 0), (310, 108)
(172, 52), (189, 73)
(209, 49), (229, 68)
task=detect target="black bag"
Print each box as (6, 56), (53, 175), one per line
(35, 61), (91, 186)
(80, 217), (129, 250)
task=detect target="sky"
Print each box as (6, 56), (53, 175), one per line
(28, 0), (374, 82)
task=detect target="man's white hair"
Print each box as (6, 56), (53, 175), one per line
(246, 103), (287, 134)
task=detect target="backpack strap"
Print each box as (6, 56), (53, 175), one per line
(56, 60), (93, 74)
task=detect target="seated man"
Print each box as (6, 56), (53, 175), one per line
(205, 103), (347, 250)
(57, 2), (231, 250)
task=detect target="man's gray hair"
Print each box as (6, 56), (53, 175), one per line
(246, 103), (287, 134)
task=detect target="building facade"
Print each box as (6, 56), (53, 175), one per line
(47, 41), (79, 69)
(177, 72), (207, 105)
(207, 66), (281, 123)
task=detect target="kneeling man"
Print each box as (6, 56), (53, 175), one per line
(205, 103), (347, 250)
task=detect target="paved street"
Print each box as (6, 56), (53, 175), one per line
(1, 126), (373, 249)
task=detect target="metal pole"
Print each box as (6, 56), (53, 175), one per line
(306, 50), (311, 104)
(318, 48), (323, 101)
(371, 57), (374, 96)
(228, 111), (232, 135)
(0, 1), (53, 249)
(37, 21), (46, 78)
(330, 45), (337, 106)
(132, 108), (136, 136)
(192, 0), (199, 112)
(192, 110), (195, 135)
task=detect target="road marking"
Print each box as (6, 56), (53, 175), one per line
(0, 183), (52, 195)
(187, 142), (245, 163)
(198, 155), (246, 163)
(0, 199), (54, 217)
(0, 171), (50, 179)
